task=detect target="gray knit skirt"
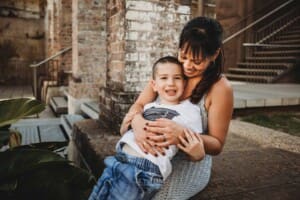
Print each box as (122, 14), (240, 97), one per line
(152, 153), (212, 200)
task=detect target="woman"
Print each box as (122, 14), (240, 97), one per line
(121, 16), (233, 199)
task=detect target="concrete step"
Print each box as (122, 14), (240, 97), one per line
(60, 114), (85, 140)
(225, 74), (271, 83)
(11, 118), (67, 145)
(276, 34), (300, 40)
(259, 45), (300, 51)
(245, 56), (298, 62)
(50, 96), (68, 116)
(237, 62), (293, 70)
(80, 101), (100, 119)
(271, 39), (300, 44)
(254, 50), (300, 56)
(228, 68), (283, 76)
(283, 29), (300, 35)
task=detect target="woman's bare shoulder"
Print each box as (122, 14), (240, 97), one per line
(211, 76), (233, 94)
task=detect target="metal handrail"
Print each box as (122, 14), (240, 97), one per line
(30, 46), (72, 98)
(223, 0), (294, 44)
(30, 46), (72, 68)
(223, 0), (285, 38)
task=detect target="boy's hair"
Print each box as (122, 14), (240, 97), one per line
(152, 56), (185, 79)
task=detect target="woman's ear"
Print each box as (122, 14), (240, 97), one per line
(150, 79), (157, 92)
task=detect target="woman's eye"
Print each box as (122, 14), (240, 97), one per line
(194, 60), (202, 65)
(180, 55), (187, 60)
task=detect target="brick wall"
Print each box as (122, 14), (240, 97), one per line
(0, 0), (44, 84)
(100, 0), (191, 131)
(69, 0), (107, 99)
(60, 0), (72, 72)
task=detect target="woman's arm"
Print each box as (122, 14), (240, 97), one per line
(143, 77), (233, 157)
(201, 77), (233, 155)
(120, 81), (155, 135)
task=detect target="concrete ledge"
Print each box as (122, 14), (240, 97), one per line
(70, 119), (300, 199)
(233, 84), (300, 109)
(229, 120), (300, 153)
(72, 119), (120, 177)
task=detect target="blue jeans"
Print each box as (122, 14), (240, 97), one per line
(88, 149), (163, 200)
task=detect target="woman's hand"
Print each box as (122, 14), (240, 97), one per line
(120, 111), (138, 135)
(131, 114), (165, 156)
(177, 129), (205, 161)
(145, 118), (184, 147)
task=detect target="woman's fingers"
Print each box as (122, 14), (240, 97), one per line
(137, 140), (157, 156)
(177, 129), (205, 161)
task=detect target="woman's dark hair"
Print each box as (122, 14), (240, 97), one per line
(152, 56), (185, 79)
(179, 16), (224, 104)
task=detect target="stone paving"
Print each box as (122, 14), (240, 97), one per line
(192, 120), (300, 200)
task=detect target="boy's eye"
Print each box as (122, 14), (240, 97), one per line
(160, 77), (167, 80)
(175, 76), (182, 80)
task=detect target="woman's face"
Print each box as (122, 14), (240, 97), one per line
(178, 48), (212, 78)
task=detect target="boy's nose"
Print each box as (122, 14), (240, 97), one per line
(167, 78), (175, 85)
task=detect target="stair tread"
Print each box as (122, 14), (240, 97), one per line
(238, 62), (293, 66)
(80, 101), (99, 119)
(225, 73), (271, 79)
(245, 56), (297, 60)
(11, 118), (67, 145)
(254, 50), (300, 54)
(50, 96), (68, 115)
(277, 35), (300, 39)
(229, 68), (283, 72)
(271, 39), (300, 44)
(61, 114), (85, 139)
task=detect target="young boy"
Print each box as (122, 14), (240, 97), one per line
(89, 56), (203, 200)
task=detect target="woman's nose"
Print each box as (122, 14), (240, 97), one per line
(183, 59), (193, 69)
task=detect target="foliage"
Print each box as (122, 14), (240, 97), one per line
(0, 98), (45, 149)
(0, 98), (45, 128)
(0, 98), (95, 200)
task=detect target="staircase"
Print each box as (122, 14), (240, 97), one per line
(225, 1), (300, 83)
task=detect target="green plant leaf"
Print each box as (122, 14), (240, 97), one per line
(0, 149), (94, 200)
(0, 148), (67, 180)
(0, 98), (45, 128)
(13, 141), (68, 151)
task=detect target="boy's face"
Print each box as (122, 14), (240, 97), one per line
(151, 62), (185, 105)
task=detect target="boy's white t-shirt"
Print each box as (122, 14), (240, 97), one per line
(117, 99), (203, 180)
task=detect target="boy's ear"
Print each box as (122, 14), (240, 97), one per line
(150, 79), (157, 92)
